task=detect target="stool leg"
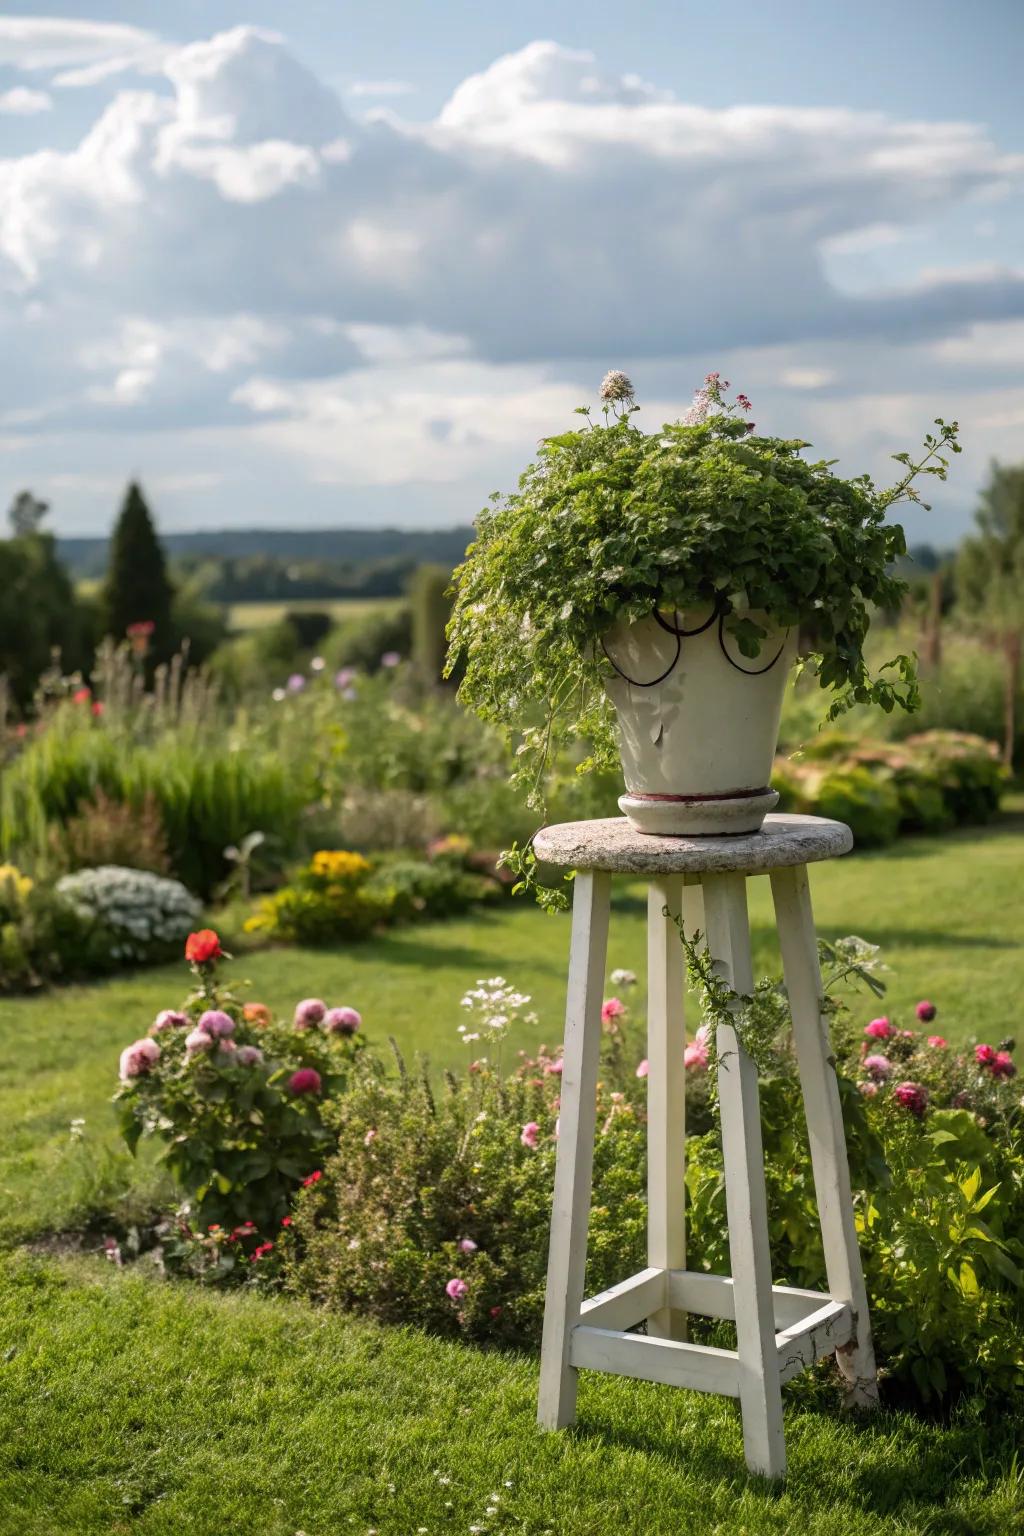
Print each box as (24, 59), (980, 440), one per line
(701, 872), (787, 1479)
(646, 874), (687, 1339)
(538, 868), (612, 1429)
(770, 865), (879, 1410)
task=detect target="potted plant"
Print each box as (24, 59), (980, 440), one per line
(447, 371), (959, 849)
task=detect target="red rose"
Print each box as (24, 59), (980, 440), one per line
(185, 929), (222, 965)
(287, 1068), (322, 1097)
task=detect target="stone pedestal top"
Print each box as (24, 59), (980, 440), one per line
(533, 812), (853, 875)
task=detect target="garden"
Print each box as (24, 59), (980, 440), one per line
(2, 375), (1024, 1534)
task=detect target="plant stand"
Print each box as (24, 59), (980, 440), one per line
(534, 813), (878, 1480)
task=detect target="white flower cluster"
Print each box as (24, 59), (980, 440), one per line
(458, 976), (538, 1043)
(56, 865), (202, 962)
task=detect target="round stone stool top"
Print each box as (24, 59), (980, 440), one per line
(533, 813), (853, 875)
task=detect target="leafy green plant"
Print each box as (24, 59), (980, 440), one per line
(245, 849), (394, 944)
(448, 371), (960, 807)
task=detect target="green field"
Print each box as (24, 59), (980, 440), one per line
(226, 596), (401, 633)
(1, 809), (1022, 1532)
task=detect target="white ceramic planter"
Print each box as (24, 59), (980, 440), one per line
(602, 605), (796, 835)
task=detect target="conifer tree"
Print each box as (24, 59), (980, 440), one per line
(957, 461), (1024, 768)
(103, 481), (174, 658)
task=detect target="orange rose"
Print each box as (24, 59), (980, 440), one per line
(243, 1002), (272, 1027)
(185, 929), (222, 965)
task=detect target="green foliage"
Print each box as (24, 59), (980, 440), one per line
(0, 498), (93, 707)
(286, 1044), (646, 1346)
(409, 562), (454, 685)
(102, 481), (175, 660)
(114, 951), (365, 1237)
(448, 376), (960, 804)
(773, 730), (1005, 846)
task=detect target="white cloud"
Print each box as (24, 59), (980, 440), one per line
(0, 87), (52, 115)
(0, 29), (1022, 532)
(347, 79), (415, 98)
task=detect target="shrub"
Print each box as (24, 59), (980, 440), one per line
(365, 853), (500, 923)
(51, 787), (172, 875)
(114, 933), (366, 1248)
(56, 865), (201, 965)
(245, 849), (393, 944)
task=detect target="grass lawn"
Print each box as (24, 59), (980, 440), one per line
(1, 1252), (1021, 1536)
(225, 596), (401, 632)
(1, 807), (1022, 1532)
(1, 801), (1022, 1243)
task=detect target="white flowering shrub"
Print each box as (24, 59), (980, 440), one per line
(56, 865), (202, 964)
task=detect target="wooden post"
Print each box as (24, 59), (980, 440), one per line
(701, 871), (787, 1479)
(538, 869), (612, 1429)
(770, 864), (879, 1409)
(646, 874), (687, 1339)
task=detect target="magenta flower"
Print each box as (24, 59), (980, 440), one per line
(635, 1059), (649, 1079)
(236, 1045), (264, 1066)
(864, 1018), (893, 1040)
(287, 673), (306, 693)
(293, 998), (327, 1030)
(445, 1277), (468, 1301)
(863, 1053), (892, 1081)
(458, 1238), (478, 1254)
(893, 1081), (928, 1118)
(601, 997), (626, 1024)
(915, 1000), (937, 1023)
(520, 1121), (540, 1150)
(151, 1009), (188, 1033)
(380, 651), (401, 668)
(975, 1043), (997, 1066)
(927, 1035), (947, 1049)
(323, 1005), (361, 1036)
(185, 1028), (214, 1054)
(544, 1058), (564, 1076)
(992, 1051), (1017, 1080)
(198, 1009), (235, 1038)
(335, 667), (357, 690)
(287, 1068), (323, 1096)
(118, 1037), (160, 1081)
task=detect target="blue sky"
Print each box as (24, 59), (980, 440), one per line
(1, 3), (1022, 540)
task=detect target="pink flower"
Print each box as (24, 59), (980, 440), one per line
(364, 1127), (378, 1146)
(287, 1068), (322, 1096)
(684, 1025), (711, 1072)
(601, 998), (626, 1024)
(544, 1058), (564, 1075)
(863, 1054), (892, 1081)
(635, 1059), (649, 1079)
(236, 1045), (264, 1066)
(185, 1028), (214, 1054)
(893, 1081), (928, 1118)
(975, 1043), (997, 1066)
(520, 1121), (540, 1149)
(118, 1037), (160, 1081)
(858, 1081), (879, 1098)
(927, 1036), (947, 1049)
(380, 651), (401, 668)
(992, 1051), (1017, 1080)
(218, 1038), (237, 1055)
(445, 1277), (468, 1301)
(293, 998), (327, 1030)
(915, 1000), (937, 1023)
(151, 1009), (188, 1033)
(323, 1006), (361, 1036)
(458, 1238), (478, 1253)
(198, 1009), (235, 1038)
(864, 1018), (893, 1040)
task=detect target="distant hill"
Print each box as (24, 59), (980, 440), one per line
(58, 525), (476, 580)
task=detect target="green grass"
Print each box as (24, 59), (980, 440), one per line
(1, 803), (1022, 1244)
(226, 596), (401, 632)
(2, 1253), (1021, 1536)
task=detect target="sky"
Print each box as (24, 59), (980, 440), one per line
(1, 2), (1022, 542)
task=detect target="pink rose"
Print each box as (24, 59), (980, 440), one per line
(975, 1043), (997, 1066)
(185, 1028), (214, 1054)
(992, 1051), (1017, 1080)
(293, 998), (327, 1030)
(458, 1238), (478, 1253)
(915, 1000), (937, 1023)
(544, 1058), (564, 1075)
(635, 1059), (649, 1079)
(520, 1121), (540, 1149)
(236, 1045), (264, 1066)
(198, 1009), (234, 1038)
(119, 1037), (160, 1081)
(927, 1036), (947, 1049)
(863, 1054), (892, 1081)
(151, 1009), (188, 1033)
(323, 1006), (361, 1036)
(893, 1081), (928, 1118)
(864, 1018), (893, 1040)
(684, 1025), (711, 1072)
(445, 1277), (468, 1301)
(601, 997), (626, 1024)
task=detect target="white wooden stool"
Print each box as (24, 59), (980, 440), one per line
(534, 813), (877, 1480)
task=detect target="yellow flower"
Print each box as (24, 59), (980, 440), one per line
(310, 849), (371, 881)
(0, 863), (33, 906)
